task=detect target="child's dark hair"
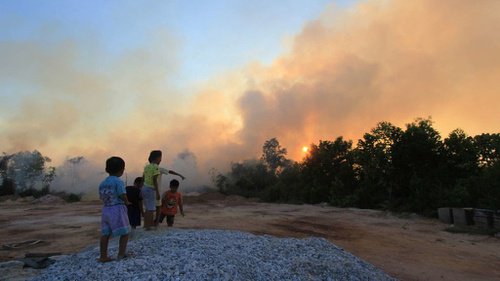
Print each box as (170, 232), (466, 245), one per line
(134, 177), (144, 185)
(105, 156), (125, 174)
(170, 179), (179, 187)
(148, 150), (162, 163)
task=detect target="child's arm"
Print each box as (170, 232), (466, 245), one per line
(120, 194), (131, 205)
(139, 192), (144, 216)
(169, 169), (186, 180)
(179, 194), (184, 216)
(160, 167), (186, 180)
(160, 192), (167, 207)
(139, 199), (144, 216)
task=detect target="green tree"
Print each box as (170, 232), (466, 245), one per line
(301, 137), (356, 205)
(474, 133), (500, 168)
(460, 133), (500, 208)
(355, 121), (403, 208)
(474, 161), (500, 209)
(210, 168), (229, 194)
(391, 118), (444, 214)
(3, 150), (56, 195)
(221, 159), (276, 198)
(440, 129), (478, 206)
(443, 129), (478, 178)
(261, 138), (291, 175)
(268, 162), (304, 203)
(0, 153), (15, 195)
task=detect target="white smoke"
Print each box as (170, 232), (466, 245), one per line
(50, 156), (104, 200)
(170, 150), (211, 193)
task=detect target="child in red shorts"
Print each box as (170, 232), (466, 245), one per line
(159, 179), (184, 226)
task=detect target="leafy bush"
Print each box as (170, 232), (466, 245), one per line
(18, 186), (50, 198)
(0, 178), (15, 196)
(64, 193), (82, 203)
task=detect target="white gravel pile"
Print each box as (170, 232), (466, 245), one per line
(31, 229), (395, 281)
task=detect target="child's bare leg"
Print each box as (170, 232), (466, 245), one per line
(99, 235), (112, 262)
(167, 215), (174, 227)
(144, 211), (153, 230)
(154, 206), (160, 226)
(117, 234), (129, 259)
(144, 211), (149, 228)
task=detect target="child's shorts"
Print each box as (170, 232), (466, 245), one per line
(101, 204), (130, 237)
(141, 186), (156, 211)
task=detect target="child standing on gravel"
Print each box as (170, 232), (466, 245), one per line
(126, 177), (144, 229)
(99, 156), (131, 262)
(142, 150), (162, 230)
(142, 150), (186, 229)
(158, 179), (184, 227)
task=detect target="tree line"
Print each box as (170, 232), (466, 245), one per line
(213, 118), (500, 216)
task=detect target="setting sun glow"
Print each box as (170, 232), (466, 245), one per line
(302, 146), (309, 153)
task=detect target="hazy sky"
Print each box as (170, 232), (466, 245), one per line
(1, 0), (499, 191)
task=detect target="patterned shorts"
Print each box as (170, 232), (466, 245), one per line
(101, 204), (131, 237)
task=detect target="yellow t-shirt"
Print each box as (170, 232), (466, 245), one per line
(143, 163), (160, 187)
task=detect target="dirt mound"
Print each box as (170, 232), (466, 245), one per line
(183, 191), (228, 204)
(0, 196), (38, 204)
(1, 198), (500, 280)
(32, 194), (65, 204)
(183, 191), (261, 205)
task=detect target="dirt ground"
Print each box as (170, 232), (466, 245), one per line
(1, 192), (499, 281)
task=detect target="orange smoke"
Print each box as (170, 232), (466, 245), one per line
(1, 0), (499, 184)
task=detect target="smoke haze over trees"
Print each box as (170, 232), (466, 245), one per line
(214, 118), (500, 216)
(1, 117), (499, 217)
(1, 0), (499, 179)
(1, 1), (499, 212)
(0, 150), (54, 196)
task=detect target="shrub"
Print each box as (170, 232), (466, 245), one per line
(65, 193), (82, 203)
(18, 186), (50, 198)
(0, 178), (15, 196)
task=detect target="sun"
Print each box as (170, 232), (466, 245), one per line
(302, 146), (309, 153)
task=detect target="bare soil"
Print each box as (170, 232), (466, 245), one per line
(1, 193), (499, 281)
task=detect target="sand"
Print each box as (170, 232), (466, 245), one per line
(1, 192), (499, 281)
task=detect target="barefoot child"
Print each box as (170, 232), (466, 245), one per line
(142, 150), (162, 230)
(142, 150), (185, 229)
(155, 166), (185, 225)
(99, 156), (131, 262)
(158, 179), (184, 227)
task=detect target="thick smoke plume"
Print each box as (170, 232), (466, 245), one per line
(1, 0), (499, 196)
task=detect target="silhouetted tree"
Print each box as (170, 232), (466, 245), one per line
(474, 133), (500, 168)
(459, 133), (500, 208)
(218, 159), (275, 198)
(443, 129), (478, 178)
(301, 137), (356, 205)
(355, 121), (403, 208)
(261, 138), (291, 175)
(210, 118), (498, 217)
(268, 162), (304, 203)
(1, 150), (55, 196)
(0, 153), (14, 195)
(392, 118), (444, 214)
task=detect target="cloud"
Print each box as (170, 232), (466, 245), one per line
(227, 0), (500, 159)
